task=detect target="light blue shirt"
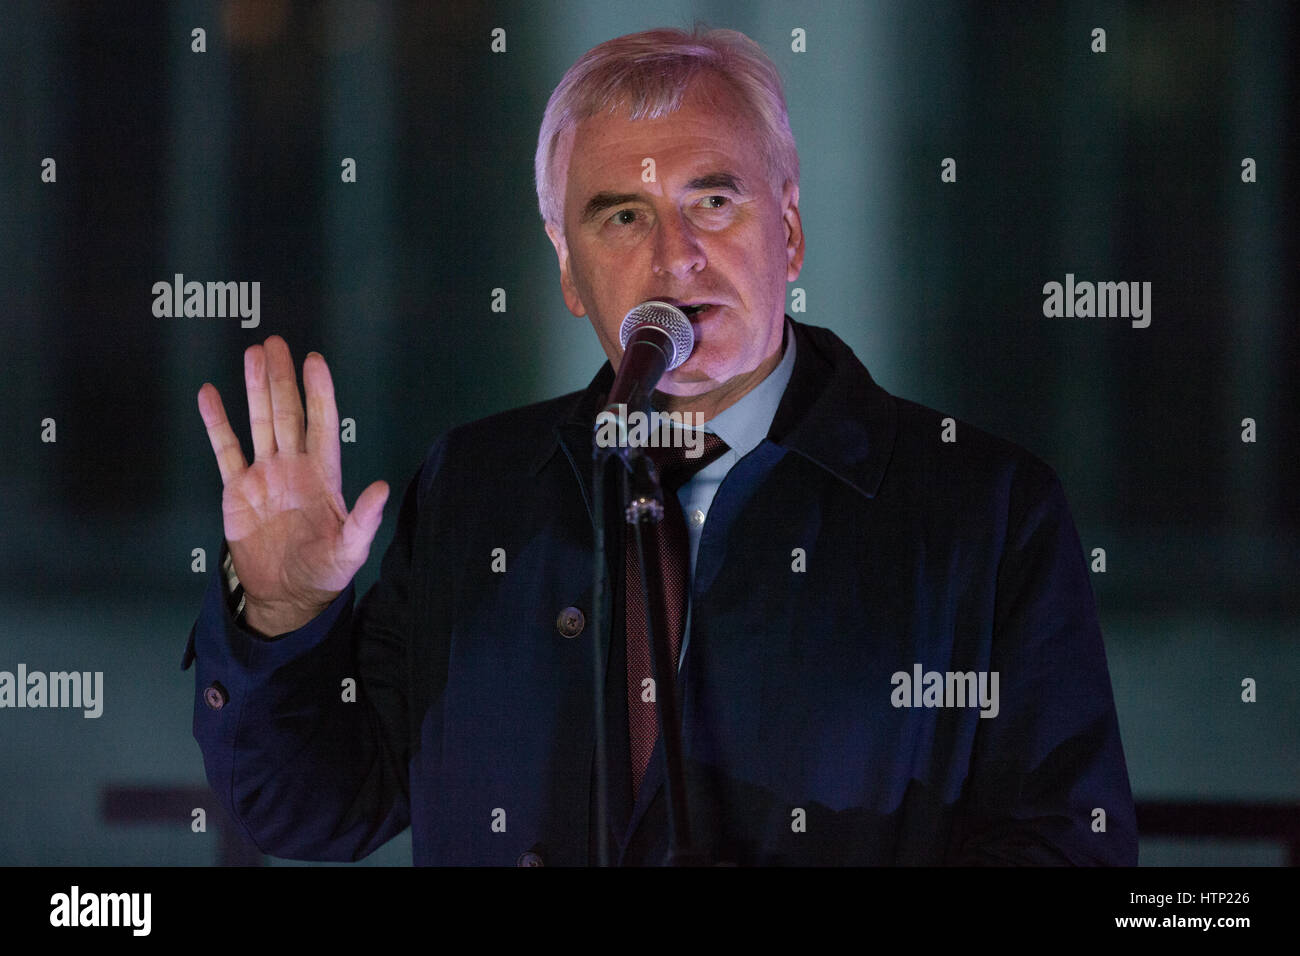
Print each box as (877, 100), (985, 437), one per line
(653, 320), (797, 666)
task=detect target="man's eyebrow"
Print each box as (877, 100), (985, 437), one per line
(578, 172), (748, 224)
(580, 192), (641, 223)
(684, 171), (747, 193)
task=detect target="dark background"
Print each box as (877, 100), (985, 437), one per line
(0, 0), (1295, 865)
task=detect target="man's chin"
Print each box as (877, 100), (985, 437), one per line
(658, 362), (735, 395)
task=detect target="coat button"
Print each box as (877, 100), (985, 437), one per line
(555, 606), (585, 638)
(204, 681), (228, 711)
(517, 850), (545, 867)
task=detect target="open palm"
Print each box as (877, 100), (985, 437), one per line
(197, 336), (389, 635)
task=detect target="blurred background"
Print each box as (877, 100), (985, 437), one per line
(0, 0), (1295, 865)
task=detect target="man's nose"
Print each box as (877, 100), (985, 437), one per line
(650, 211), (706, 278)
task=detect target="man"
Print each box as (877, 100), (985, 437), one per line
(187, 27), (1137, 865)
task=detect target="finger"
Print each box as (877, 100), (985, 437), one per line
(303, 351), (341, 489)
(245, 344), (276, 459)
(264, 335), (307, 455)
(197, 383), (248, 485)
(339, 480), (390, 569)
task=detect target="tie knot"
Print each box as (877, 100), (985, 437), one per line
(647, 431), (729, 492)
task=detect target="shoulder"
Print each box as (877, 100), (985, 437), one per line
(884, 391), (1066, 524)
(411, 389), (587, 503)
(789, 319), (1065, 516)
(892, 394), (1050, 471)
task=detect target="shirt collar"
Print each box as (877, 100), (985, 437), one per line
(542, 318), (897, 505)
(690, 319), (796, 460)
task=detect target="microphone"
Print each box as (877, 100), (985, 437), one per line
(601, 301), (695, 420)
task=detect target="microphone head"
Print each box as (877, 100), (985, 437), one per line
(619, 301), (695, 371)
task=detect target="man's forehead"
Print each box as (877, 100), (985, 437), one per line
(557, 80), (762, 215)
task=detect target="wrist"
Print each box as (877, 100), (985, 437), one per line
(241, 597), (329, 638)
(220, 544), (335, 637)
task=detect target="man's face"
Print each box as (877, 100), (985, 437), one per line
(546, 72), (804, 399)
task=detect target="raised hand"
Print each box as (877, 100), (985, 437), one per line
(197, 336), (389, 636)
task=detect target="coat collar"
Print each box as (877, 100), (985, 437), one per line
(536, 318), (897, 510)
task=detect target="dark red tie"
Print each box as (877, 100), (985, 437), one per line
(626, 432), (729, 795)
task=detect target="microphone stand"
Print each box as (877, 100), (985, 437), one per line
(590, 446), (614, 867)
(592, 419), (703, 866)
(624, 451), (703, 866)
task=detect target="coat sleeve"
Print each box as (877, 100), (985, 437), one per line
(183, 448), (438, 862)
(946, 463), (1138, 865)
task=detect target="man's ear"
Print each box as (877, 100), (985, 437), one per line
(781, 181), (805, 281)
(545, 222), (587, 318)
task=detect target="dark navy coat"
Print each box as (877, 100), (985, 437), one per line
(184, 320), (1138, 865)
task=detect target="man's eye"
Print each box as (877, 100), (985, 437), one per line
(609, 209), (638, 225)
(700, 195), (730, 209)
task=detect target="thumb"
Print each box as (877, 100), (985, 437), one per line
(339, 480), (390, 568)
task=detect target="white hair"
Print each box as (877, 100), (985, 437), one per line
(534, 26), (799, 229)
